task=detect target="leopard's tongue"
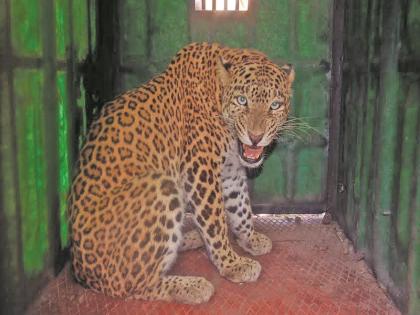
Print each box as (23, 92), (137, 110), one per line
(242, 144), (264, 160)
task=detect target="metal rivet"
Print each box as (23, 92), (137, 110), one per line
(337, 183), (346, 193)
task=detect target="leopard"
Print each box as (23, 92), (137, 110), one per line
(68, 42), (295, 304)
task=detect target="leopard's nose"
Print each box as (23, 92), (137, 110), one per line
(248, 132), (264, 146)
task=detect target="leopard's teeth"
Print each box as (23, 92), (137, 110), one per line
(242, 144), (264, 161)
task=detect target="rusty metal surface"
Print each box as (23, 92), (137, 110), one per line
(28, 215), (400, 315)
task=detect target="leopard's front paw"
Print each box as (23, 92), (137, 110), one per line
(237, 231), (272, 256)
(220, 257), (261, 283)
(170, 277), (214, 304)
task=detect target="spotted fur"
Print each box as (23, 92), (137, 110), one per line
(68, 43), (295, 304)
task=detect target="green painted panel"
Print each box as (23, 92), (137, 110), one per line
(377, 74), (400, 213)
(357, 85), (376, 249)
(256, 0), (330, 61)
(373, 19), (400, 276)
(202, 20), (249, 48)
(150, 0), (189, 66)
(14, 70), (49, 274)
(295, 148), (325, 201)
(10, 0), (41, 56)
(72, 0), (88, 60)
(120, 0), (147, 64)
(255, 0), (289, 58)
(88, 0), (96, 53)
(296, 0), (330, 59)
(345, 88), (363, 236)
(55, 0), (68, 59)
(408, 0), (420, 56)
(352, 109), (363, 207)
(293, 69), (328, 131)
(342, 88), (357, 236)
(252, 148), (287, 203)
(57, 72), (70, 247)
(121, 72), (146, 91)
(397, 82), (419, 248)
(409, 160), (420, 315)
(0, 0), (5, 40)
(0, 71), (21, 306)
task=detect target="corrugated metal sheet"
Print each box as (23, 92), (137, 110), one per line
(336, 0), (420, 313)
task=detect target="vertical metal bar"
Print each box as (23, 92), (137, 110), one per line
(40, 0), (61, 273)
(371, 0), (402, 305)
(355, 0), (375, 251)
(67, 0), (80, 167)
(95, 0), (120, 109)
(326, 0), (345, 217)
(87, 0), (94, 56)
(187, 0), (193, 42)
(407, 87), (420, 315)
(0, 0), (24, 314)
(287, 0), (298, 203)
(288, 0), (298, 55)
(145, 0), (153, 62)
(286, 148), (296, 201)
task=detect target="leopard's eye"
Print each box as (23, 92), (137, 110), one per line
(236, 95), (248, 106)
(270, 101), (284, 110)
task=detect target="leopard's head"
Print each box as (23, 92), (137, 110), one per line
(218, 49), (295, 168)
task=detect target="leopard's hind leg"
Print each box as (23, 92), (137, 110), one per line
(131, 275), (214, 304)
(100, 173), (214, 304)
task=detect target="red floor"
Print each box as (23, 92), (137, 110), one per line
(28, 215), (400, 315)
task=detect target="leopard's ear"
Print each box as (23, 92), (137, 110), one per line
(281, 64), (295, 84)
(216, 56), (232, 87)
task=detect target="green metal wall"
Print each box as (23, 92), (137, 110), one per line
(337, 0), (420, 313)
(115, 0), (332, 213)
(0, 0), (93, 313)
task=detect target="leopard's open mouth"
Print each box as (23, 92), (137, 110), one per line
(238, 140), (265, 165)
